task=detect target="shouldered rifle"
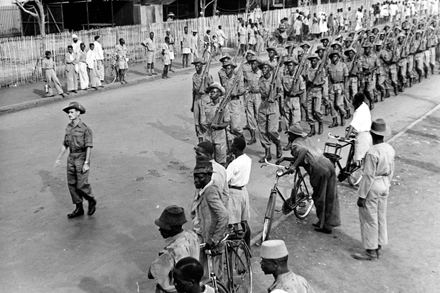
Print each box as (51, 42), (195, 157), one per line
(289, 47), (311, 94)
(268, 52), (286, 103)
(192, 51), (213, 112)
(311, 36), (334, 84)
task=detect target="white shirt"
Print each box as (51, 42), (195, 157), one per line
(93, 41), (104, 60)
(86, 49), (96, 68)
(226, 154), (252, 187)
(216, 29), (227, 45)
(350, 102), (371, 132)
(72, 40), (81, 54)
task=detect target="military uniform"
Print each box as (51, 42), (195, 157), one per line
(327, 59), (349, 124)
(193, 96), (231, 164)
(305, 62), (326, 132)
(243, 66), (262, 134)
(344, 49), (360, 100)
(221, 72), (245, 137)
(359, 47), (381, 108)
(281, 67), (305, 128)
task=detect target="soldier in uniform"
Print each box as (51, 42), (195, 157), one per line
(395, 33), (409, 90)
(191, 58), (213, 115)
(257, 61), (283, 163)
(344, 47), (360, 102)
(281, 57), (306, 144)
(359, 42), (381, 109)
(427, 26), (438, 74)
(55, 102), (96, 218)
(414, 30), (426, 82)
(386, 40), (400, 95)
(221, 60), (245, 138)
(193, 82), (230, 165)
(315, 46), (333, 117)
(374, 41), (388, 101)
(305, 53), (326, 136)
(243, 56), (262, 145)
(218, 53), (232, 85)
(327, 50), (349, 127)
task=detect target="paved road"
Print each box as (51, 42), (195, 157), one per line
(1, 63), (439, 292)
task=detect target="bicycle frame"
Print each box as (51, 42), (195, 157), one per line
(324, 133), (361, 180)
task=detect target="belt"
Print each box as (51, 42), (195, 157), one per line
(230, 96), (240, 100)
(249, 90), (260, 94)
(70, 150), (86, 154)
(229, 185), (244, 190)
(332, 81), (344, 84)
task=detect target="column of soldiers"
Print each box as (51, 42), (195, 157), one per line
(192, 14), (439, 164)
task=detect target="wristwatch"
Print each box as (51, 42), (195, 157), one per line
(85, 161), (89, 164)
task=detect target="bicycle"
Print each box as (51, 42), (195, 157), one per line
(323, 132), (363, 187)
(201, 230), (253, 293)
(104, 55), (118, 84)
(261, 158), (314, 242)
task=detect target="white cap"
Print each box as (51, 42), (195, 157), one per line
(72, 34), (78, 39)
(260, 240), (288, 259)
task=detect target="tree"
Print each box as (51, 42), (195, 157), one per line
(15, 0), (46, 37)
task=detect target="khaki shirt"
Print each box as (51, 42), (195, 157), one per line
(149, 231), (200, 292)
(258, 73), (281, 115)
(244, 69), (262, 92)
(222, 73), (245, 96)
(282, 71), (306, 96)
(192, 72), (213, 95)
(268, 271), (315, 293)
(357, 142), (395, 199)
(64, 120), (93, 153)
(327, 61), (348, 83)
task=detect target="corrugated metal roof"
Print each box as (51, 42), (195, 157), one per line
(0, 6), (22, 37)
(142, 0), (176, 5)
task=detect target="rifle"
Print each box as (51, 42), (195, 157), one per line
(191, 50), (213, 112)
(289, 46), (311, 94)
(311, 36), (334, 85)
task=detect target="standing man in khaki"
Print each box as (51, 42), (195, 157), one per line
(42, 50), (65, 98)
(327, 50), (349, 128)
(352, 118), (395, 261)
(243, 56), (261, 145)
(191, 57), (213, 114)
(55, 102), (96, 218)
(142, 32), (157, 76)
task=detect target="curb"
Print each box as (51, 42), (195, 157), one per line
(0, 60), (221, 116)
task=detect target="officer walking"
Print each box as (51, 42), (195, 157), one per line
(55, 102), (96, 218)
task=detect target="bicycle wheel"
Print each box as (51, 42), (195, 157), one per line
(348, 168), (363, 187)
(202, 279), (229, 293)
(226, 240), (252, 293)
(293, 173), (314, 220)
(262, 192), (277, 242)
(104, 65), (117, 84)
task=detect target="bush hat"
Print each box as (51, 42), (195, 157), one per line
(191, 57), (206, 65)
(286, 125), (307, 136)
(206, 82), (226, 95)
(219, 53), (232, 62)
(63, 102), (85, 114)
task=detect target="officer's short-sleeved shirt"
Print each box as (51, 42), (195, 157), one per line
(327, 61), (348, 83)
(64, 120), (93, 153)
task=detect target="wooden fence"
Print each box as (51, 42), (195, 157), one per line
(0, 0), (375, 87)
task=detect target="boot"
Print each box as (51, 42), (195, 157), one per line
(328, 117), (339, 128)
(275, 142), (282, 159)
(340, 113), (345, 126)
(431, 64), (435, 75)
(385, 89), (390, 98)
(88, 198), (97, 216)
(380, 89), (386, 101)
(247, 129), (257, 145)
(68, 203), (84, 219)
(318, 122), (324, 134)
(307, 124), (316, 137)
(424, 68), (428, 79)
(258, 147), (272, 163)
(283, 138), (292, 151)
(324, 104), (330, 116)
(344, 109), (351, 119)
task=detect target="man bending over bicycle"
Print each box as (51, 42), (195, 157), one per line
(276, 125), (341, 234)
(345, 92), (372, 167)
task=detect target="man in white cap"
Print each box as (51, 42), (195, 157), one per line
(260, 240), (315, 292)
(71, 34), (81, 54)
(190, 30), (199, 62)
(352, 118), (395, 261)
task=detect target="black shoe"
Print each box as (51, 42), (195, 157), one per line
(314, 227), (332, 234)
(328, 117), (339, 128)
(276, 143), (282, 159)
(312, 222), (321, 228)
(376, 245), (382, 259)
(68, 204), (84, 219)
(352, 250), (378, 261)
(88, 199), (97, 216)
(259, 148), (272, 163)
(307, 125), (316, 137)
(344, 109), (351, 120)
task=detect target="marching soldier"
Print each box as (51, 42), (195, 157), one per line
(258, 61), (283, 163)
(193, 82), (230, 165)
(221, 60), (245, 138)
(359, 42), (380, 110)
(427, 26), (438, 74)
(344, 46), (361, 104)
(305, 53), (325, 136)
(191, 58), (213, 113)
(395, 33), (409, 90)
(218, 53), (232, 84)
(374, 41), (388, 101)
(281, 57), (306, 143)
(327, 50), (349, 127)
(414, 30), (426, 82)
(385, 40), (400, 96)
(243, 56), (262, 145)
(266, 47), (279, 68)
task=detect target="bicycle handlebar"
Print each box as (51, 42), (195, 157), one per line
(327, 132), (356, 143)
(199, 234), (229, 249)
(261, 159), (289, 169)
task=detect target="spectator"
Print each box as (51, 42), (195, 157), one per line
(65, 45), (77, 94)
(115, 38), (128, 84)
(77, 43), (89, 90)
(293, 16), (303, 43)
(165, 28), (176, 73)
(93, 36), (104, 83)
(42, 50), (65, 97)
(327, 13), (335, 35)
(86, 43), (102, 89)
(215, 25), (227, 54)
(141, 32), (157, 76)
(173, 257), (214, 293)
(203, 30), (212, 52)
(253, 4), (263, 22)
(181, 26), (191, 68)
(311, 13), (320, 39)
(238, 22), (247, 55)
(162, 36), (171, 79)
(190, 29), (199, 62)
(248, 23), (257, 51)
